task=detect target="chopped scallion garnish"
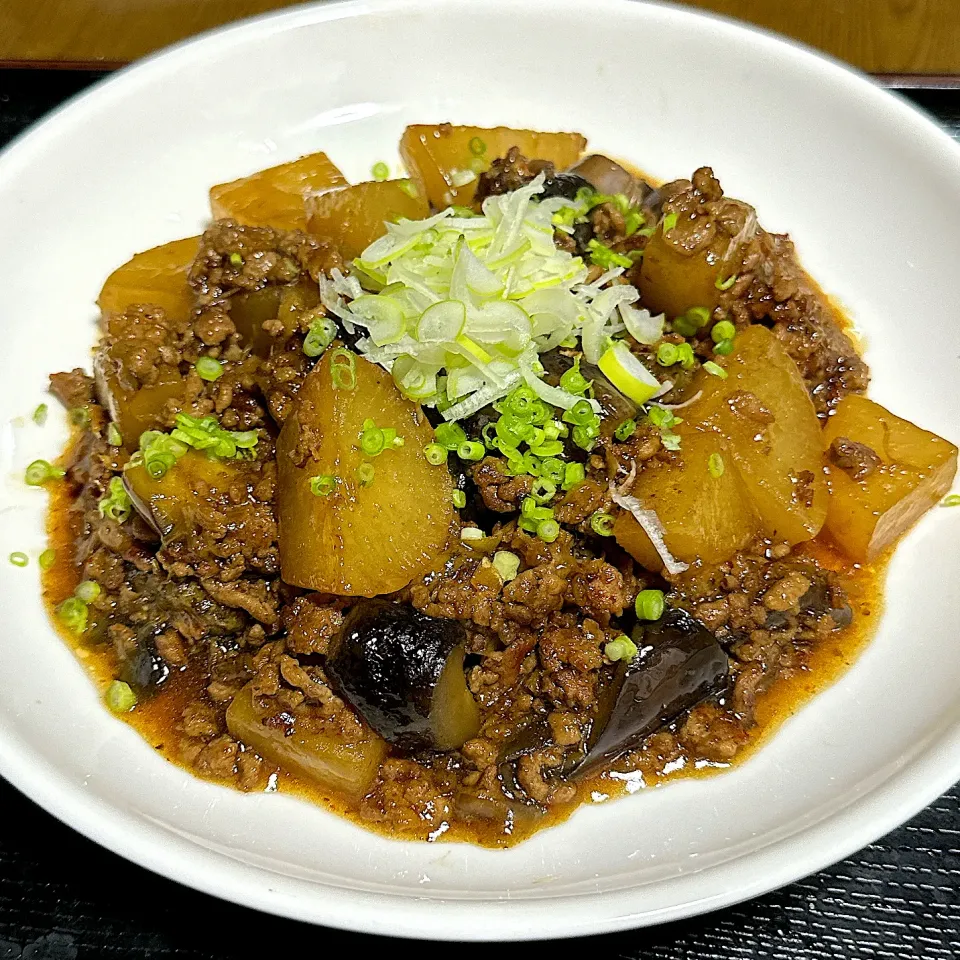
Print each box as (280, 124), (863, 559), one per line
(38, 548), (56, 571)
(941, 494), (960, 507)
(98, 476), (132, 523)
(635, 589), (665, 621)
(24, 459), (64, 486)
(106, 422), (123, 446)
(708, 453), (725, 479)
(303, 315), (338, 358)
(452, 490), (467, 508)
(711, 320), (736, 344)
(423, 443), (448, 466)
(309, 475), (338, 497)
(195, 356), (223, 382)
(614, 419), (637, 442)
(32, 403), (48, 426)
(703, 360), (727, 379)
(75, 580), (101, 603)
(605, 634), (638, 662)
(57, 596), (88, 634)
(105, 680), (137, 713)
(590, 511), (615, 537)
(371, 161), (390, 181)
(8, 552), (28, 568)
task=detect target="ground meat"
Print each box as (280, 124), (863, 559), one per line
(566, 559), (628, 625)
(49, 368), (96, 410)
(829, 436), (881, 480)
(475, 147), (555, 203)
(281, 594), (344, 656)
(201, 577), (279, 627)
(471, 457), (534, 512)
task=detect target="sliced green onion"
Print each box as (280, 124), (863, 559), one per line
(461, 526), (485, 541)
(8, 552), (28, 568)
(715, 273), (738, 291)
(424, 443), (448, 466)
(468, 136), (487, 156)
(677, 343), (696, 370)
(452, 490), (467, 508)
(309, 474), (338, 497)
(24, 459), (64, 486)
(69, 406), (90, 427)
(587, 239), (632, 270)
(329, 347), (357, 390)
(435, 422), (467, 451)
(559, 359), (591, 396)
(713, 339), (735, 356)
(167, 413), (258, 461)
(662, 212), (678, 233)
(614, 419), (637, 442)
(703, 360), (728, 379)
(356, 462), (376, 487)
(590, 511), (615, 537)
(529, 440), (565, 458)
(563, 399), (596, 427)
(39, 548), (56, 571)
(303, 316), (338, 357)
(562, 462), (585, 490)
(605, 635), (638, 662)
(941, 494), (960, 507)
(371, 161), (390, 181)
(598, 341), (661, 406)
(492, 550), (520, 582)
(76, 580), (101, 603)
(635, 588), (665, 621)
(98, 476), (132, 523)
(195, 356), (224, 382)
(708, 453), (725, 479)
(711, 320), (736, 344)
(398, 180), (419, 198)
(537, 519), (560, 542)
(657, 343), (680, 366)
(572, 422), (600, 451)
(531, 478), (557, 504)
(360, 423), (386, 456)
(228, 252), (244, 268)
(106, 422), (123, 446)
(57, 596), (88, 634)
(105, 680), (137, 713)
(457, 441), (485, 462)
(32, 403), (48, 426)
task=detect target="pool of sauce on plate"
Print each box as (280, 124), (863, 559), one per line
(42, 473), (886, 848)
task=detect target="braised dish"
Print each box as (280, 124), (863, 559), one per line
(37, 124), (958, 846)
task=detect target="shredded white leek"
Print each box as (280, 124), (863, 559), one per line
(609, 481), (689, 576)
(331, 173), (663, 418)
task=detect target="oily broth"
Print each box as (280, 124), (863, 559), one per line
(44, 471), (885, 847)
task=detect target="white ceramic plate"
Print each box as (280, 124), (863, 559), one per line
(0, 0), (958, 941)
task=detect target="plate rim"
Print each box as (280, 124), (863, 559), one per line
(1, 0), (960, 940)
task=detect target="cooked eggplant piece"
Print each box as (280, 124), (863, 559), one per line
(568, 154), (656, 209)
(326, 600), (481, 752)
(577, 608), (728, 775)
(539, 173), (590, 201)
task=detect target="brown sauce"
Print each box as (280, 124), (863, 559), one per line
(43, 473), (885, 847)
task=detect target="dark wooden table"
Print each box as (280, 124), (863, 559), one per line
(1, 70), (959, 959)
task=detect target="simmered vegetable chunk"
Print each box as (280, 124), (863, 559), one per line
(685, 325), (828, 545)
(613, 427), (758, 570)
(97, 236), (199, 321)
(124, 451), (238, 540)
(822, 395), (957, 562)
(209, 152), (347, 231)
(226, 682), (386, 799)
(306, 179), (430, 259)
(399, 124), (587, 208)
(327, 600), (481, 751)
(638, 225), (728, 319)
(230, 280), (320, 356)
(276, 348), (454, 595)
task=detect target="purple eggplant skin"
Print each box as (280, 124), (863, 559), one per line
(576, 608), (729, 776)
(326, 599), (477, 753)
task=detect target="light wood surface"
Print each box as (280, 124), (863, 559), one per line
(1, 0), (959, 74)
